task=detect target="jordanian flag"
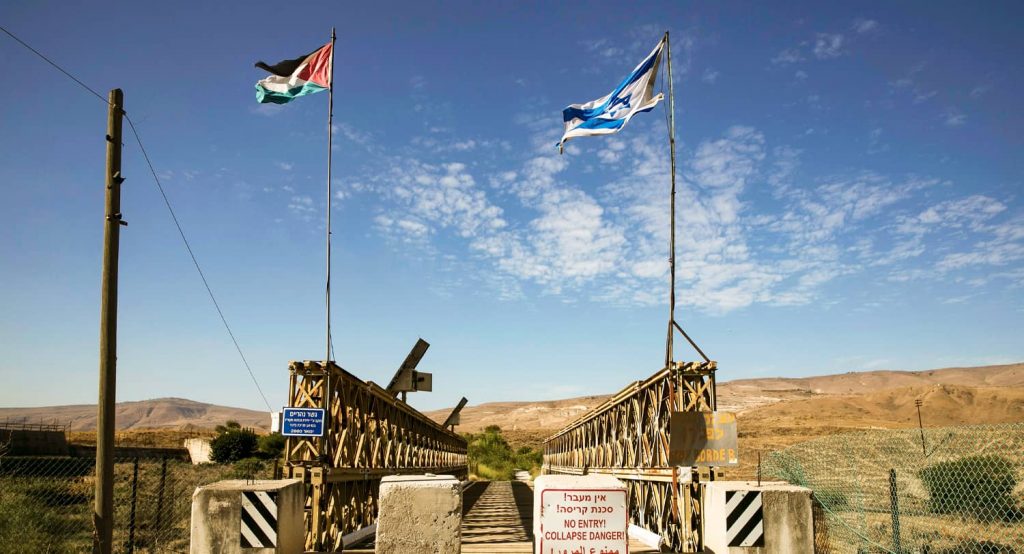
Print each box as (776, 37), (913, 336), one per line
(254, 43), (333, 104)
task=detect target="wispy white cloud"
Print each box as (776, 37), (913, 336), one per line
(702, 68), (720, 84)
(867, 128), (889, 154)
(772, 48), (804, 65)
(813, 33), (845, 59)
(288, 195), (316, 221)
(338, 113), (1020, 314)
(913, 90), (938, 104)
(942, 107), (967, 127)
(249, 103), (285, 117)
(852, 18), (878, 34)
(970, 83), (993, 98)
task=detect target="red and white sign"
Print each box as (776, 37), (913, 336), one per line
(538, 487), (628, 554)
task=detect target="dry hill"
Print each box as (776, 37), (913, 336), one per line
(0, 397), (268, 431)
(2, 363), (1019, 437)
(428, 363), (1024, 433)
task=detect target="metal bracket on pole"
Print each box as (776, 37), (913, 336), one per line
(443, 397), (469, 430)
(386, 338), (433, 396)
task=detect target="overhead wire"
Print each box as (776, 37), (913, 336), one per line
(124, 116), (273, 412)
(0, 24), (273, 412)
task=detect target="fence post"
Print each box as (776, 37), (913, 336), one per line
(127, 457), (139, 553)
(888, 468), (902, 554)
(155, 456), (167, 541)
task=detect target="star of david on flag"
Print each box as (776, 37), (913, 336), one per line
(559, 37), (666, 153)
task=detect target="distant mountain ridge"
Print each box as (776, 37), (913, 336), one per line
(0, 363), (1019, 432)
(0, 397), (268, 431)
(422, 363), (1024, 432)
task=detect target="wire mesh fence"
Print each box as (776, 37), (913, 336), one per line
(0, 455), (276, 553)
(763, 423), (1024, 554)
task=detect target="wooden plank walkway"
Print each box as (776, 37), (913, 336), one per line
(344, 480), (661, 553)
(461, 480), (533, 552)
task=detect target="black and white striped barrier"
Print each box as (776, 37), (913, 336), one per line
(725, 490), (764, 547)
(703, 481), (813, 553)
(240, 490), (278, 548)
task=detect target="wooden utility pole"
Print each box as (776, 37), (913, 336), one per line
(94, 88), (124, 554)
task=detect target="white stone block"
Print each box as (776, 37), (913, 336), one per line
(183, 438), (212, 464)
(190, 479), (303, 554)
(376, 474), (462, 554)
(533, 474), (628, 554)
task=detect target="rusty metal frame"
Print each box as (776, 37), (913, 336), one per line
(285, 360), (467, 551)
(543, 360), (716, 552)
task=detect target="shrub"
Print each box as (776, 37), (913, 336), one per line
(257, 433), (286, 459)
(215, 420), (242, 434)
(210, 428), (259, 463)
(918, 455), (1019, 522)
(232, 457), (266, 479)
(464, 427), (542, 481)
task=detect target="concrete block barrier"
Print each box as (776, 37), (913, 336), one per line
(189, 479), (303, 554)
(376, 474), (462, 554)
(703, 480), (813, 553)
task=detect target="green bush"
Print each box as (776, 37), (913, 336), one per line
(210, 428), (259, 463)
(215, 420), (242, 434)
(918, 455), (1019, 522)
(257, 433), (286, 459)
(232, 457), (266, 479)
(463, 427), (543, 481)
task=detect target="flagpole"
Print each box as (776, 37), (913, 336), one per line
(665, 31), (678, 369)
(326, 27), (335, 367)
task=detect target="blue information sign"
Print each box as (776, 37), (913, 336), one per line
(281, 408), (325, 437)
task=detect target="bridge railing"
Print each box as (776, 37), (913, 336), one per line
(285, 360), (467, 552)
(543, 360), (717, 552)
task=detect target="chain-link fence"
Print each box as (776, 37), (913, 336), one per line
(763, 423), (1024, 554)
(0, 455), (276, 553)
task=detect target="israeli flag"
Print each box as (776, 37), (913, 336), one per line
(559, 37), (666, 152)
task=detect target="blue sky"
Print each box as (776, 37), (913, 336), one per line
(1, 1), (1022, 414)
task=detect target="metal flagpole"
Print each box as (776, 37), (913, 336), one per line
(326, 27), (335, 366)
(321, 29), (336, 494)
(665, 31), (678, 368)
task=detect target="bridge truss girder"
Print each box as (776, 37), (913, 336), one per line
(543, 361), (717, 552)
(285, 360), (468, 551)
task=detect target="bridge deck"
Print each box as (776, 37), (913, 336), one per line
(346, 479), (660, 553)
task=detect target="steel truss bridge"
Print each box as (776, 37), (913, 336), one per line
(543, 360), (718, 552)
(284, 360), (467, 552)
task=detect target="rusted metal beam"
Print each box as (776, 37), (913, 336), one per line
(286, 359), (467, 551)
(543, 361), (717, 552)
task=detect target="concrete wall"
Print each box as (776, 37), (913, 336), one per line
(376, 474), (462, 554)
(703, 481), (813, 554)
(4, 429), (68, 456)
(184, 438), (213, 464)
(190, 479), (303, 554)
(67, 444), (190, 460)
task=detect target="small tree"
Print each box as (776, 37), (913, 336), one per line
(210, 428), (259, 463)
(215, 420), (242, 435)
(918, 455), (1019, 522)
(258, 433), (286, 459)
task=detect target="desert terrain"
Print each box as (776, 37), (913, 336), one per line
(2, 363), (1021, 462)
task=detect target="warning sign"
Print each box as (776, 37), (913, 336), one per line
(538, 487), (627, 554)
(669, 411), (739, 467)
